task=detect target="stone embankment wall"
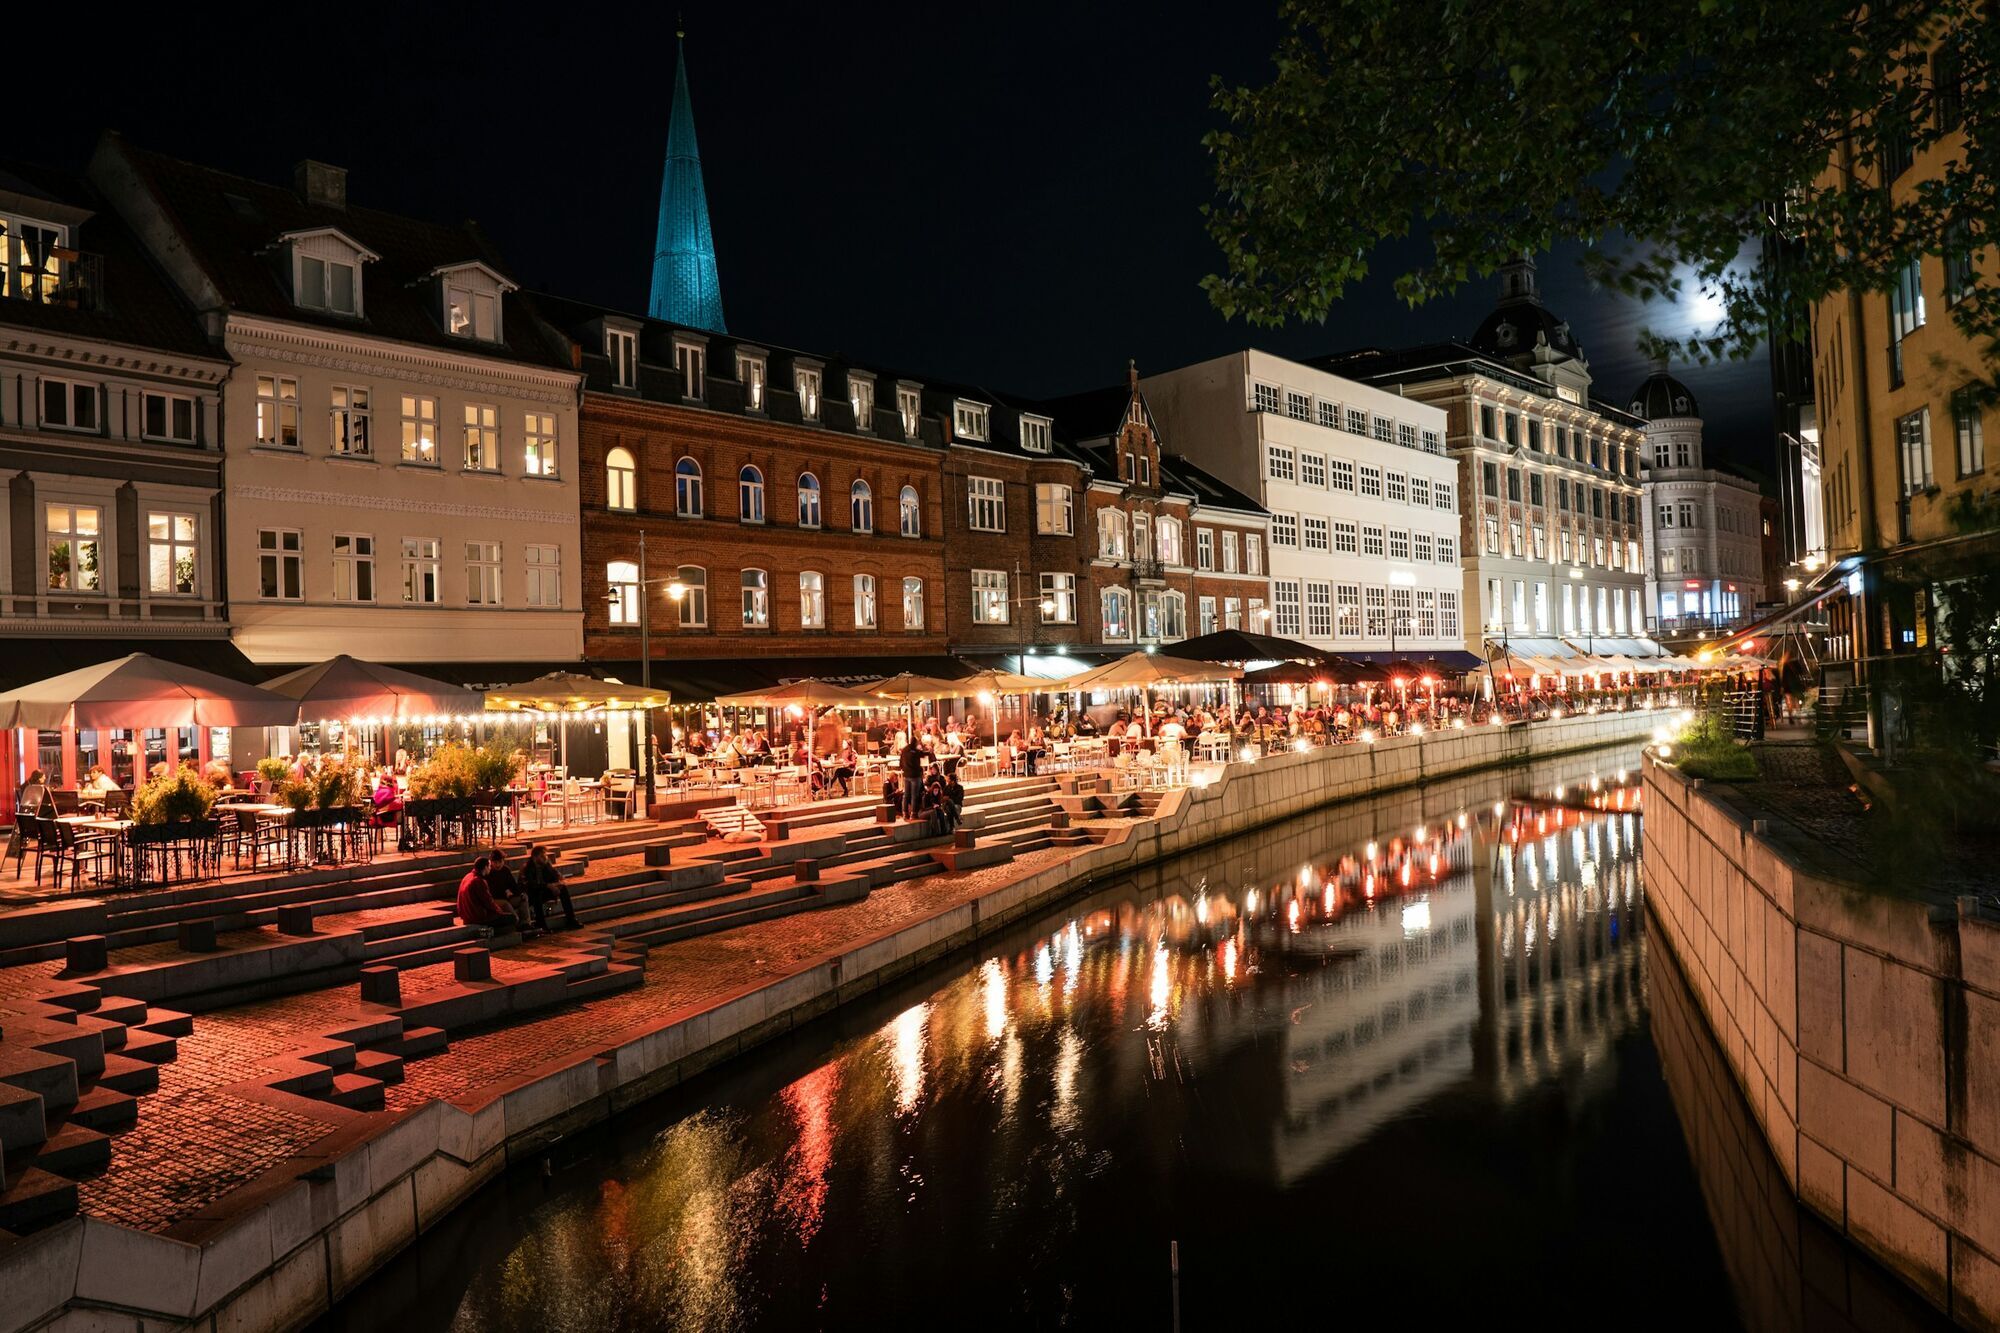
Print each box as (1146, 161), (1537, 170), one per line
(1644, 757), (2000, 1331)
(1, 709), (1654, 1333)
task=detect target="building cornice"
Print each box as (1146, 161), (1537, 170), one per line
(231, 484), (579, 527)
(0, 331), (228, 384)
(225, 314), (581, 404)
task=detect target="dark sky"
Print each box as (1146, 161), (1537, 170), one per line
(42, 1), (1773, 474)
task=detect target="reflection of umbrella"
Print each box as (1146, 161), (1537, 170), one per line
(0, 652), (296, 729)
(263, 655), (481, 721)
(715, 679), (881, 709)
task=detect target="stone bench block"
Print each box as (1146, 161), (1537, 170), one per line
(175, 920), (218, 953)
(1049, 810), (1071, 830)
(65, 935), (108, 974)
(452, 949), (491, 983)
(360, 966), (402, 1007)
(793, 858), (819, 884)
(953, 830), (976, 849)
(876, 803), (898, 824)
(277, 905), (316, 936)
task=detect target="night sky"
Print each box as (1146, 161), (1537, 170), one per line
(39, 1), (1774, 476)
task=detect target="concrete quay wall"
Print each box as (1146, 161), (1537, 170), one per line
(1643, 756), (2000, 1331)
(1, 708), (1654, 1333)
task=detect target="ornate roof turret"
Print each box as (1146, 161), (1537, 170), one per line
(1627, 361), (1701, 420)
(648, 31), (726, 332)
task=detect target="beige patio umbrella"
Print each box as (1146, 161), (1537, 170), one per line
(715, 679), (882, 709)
(0, 652), (297, 729)
(1057, 652), (1242, 737)
(864, 671), (972, 739)
(485, 673), (671, 823)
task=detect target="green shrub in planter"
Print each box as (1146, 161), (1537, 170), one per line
(256, 756), (292, 790)
(277, 780), (315, 814)
(312, 766), (363, 810)
(131, 764), (219, 824)
(407, 744), (481, 800)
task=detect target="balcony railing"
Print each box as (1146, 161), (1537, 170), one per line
(1131, 556), (1166, 582)
(3, 250), (105, 312)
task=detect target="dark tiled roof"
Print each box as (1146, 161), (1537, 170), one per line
(0, 159), (217, 359)
(112, 140), (571, 371)
(1161, 454), (1265, 514)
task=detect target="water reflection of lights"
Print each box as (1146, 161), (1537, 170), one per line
(1033, 942), (1054, 989)
(888, 1003), (929, 1115)
(1401, 899), (1431, 935)
(1147, 942), (1172, 1029)
(982, 959), (1008, 1040)
(1221, 934), (1240, 983)
(1052, 1027), (1083, 1134)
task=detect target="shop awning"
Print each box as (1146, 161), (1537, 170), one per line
(0, 636), (262, 692)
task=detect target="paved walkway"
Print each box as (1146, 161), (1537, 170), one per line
(15, 831), (1109, 1233)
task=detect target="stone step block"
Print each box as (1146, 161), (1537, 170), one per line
(0, 1083), (47, 1153)
(452, 949), (491, 983)
(20, 1121), (110, 1177)
(0, 1047), (79, 1111)
(0, 1167), (75, 1233)
(560, 963), (645, 1003)
(351, 1050), (404, 1085)
(383, 1026), (448, 1058)
(63, 936), (108, 974)
(93, 1053), (159, 1097)
(175, 919), (218, 953)
(135, 1008), (193, 1038)
(65, 1086), (135, 1132)
(326, 1073), (384, 1111)
(118, 1028), (178, 1065)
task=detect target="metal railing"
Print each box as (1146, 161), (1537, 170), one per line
(3, 251), (105, 312)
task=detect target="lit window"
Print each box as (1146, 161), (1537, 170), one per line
(606, 447), (637, 511)
(333, 533), (375, 603)
(737, 353), (766, 410)
(1101, 587), (1132, 640)
(741, 568), (770, 627)
(796, 366), (822, 420)
(1021, 415), (1052, 452)
(954, 400), (990, 442)
(971, 568), (1009, 624)
(850, 373), (875, 430)
(462, 403), (498, 471)
(256, 527), (301, 600)
(401, 537), (441, 604)
(738, 465), (766, 523)
(674, 566), (706, 625)
(45, 502), (103, 591)
(1099, 508), (1128, 560)
(1035, 483), (1072, 535)
(330, 385), (371, 457)
(465, 541), (502, 606)
(607, 560), (638, 624)
(522, 544), (560, 608)
(146, 512), (199, 596)
(1, 214), (67, 301)
(401, 395), (437, 464)
(1040, 572), (1076, 624)
(854, 574), (878, 628)
(444, 282), (498, 340)
(899, 485), (922, 537)
(897, 384), (922, 438)
(968, 476), (1006, 532)
(799, 570), (825, 628)
(522, 411), (558, 477)
(254, 376), (299, 448)
(902, 576), (925, 630)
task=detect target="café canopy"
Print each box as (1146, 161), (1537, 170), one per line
(0, 653), (297, 730)
(262, 655), (482, 721)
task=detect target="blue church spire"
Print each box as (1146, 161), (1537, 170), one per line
(649, 27), (726, 331)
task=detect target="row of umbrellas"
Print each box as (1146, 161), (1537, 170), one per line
(709, 651), (1247, 712)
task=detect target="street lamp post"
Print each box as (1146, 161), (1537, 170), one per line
(604, 529), (686, 818)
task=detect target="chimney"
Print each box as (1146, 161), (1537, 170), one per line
(1128, 358), (1139, 393)
(294, 160), (347, 210)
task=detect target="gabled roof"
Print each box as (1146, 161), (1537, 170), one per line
(0, 158), (218, 360)
(1161, 454), (1266, 515)
(274, 226), (381, 262)
(104, 137), (570, 371)
(427, 259), (517, 291)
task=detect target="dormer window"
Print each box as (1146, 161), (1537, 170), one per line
(281, 228), (376, 317)
(430, 261), (516, 343)
(674, 338), (706, 400)
(795, 363), (822, 421)
(1020, 414), (1051, 453)
(897, 383), (922, 438)
(738, 352), (766, 410)
(1, 214), (68, 303)
(850, 373), (875, 431)
(954, 400), (989, 443)
(606, 327), (638, 388)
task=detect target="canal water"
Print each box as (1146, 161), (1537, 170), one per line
(320, 746), (1953, 1333)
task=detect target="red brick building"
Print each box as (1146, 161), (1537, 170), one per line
(538, 295), (951, 688)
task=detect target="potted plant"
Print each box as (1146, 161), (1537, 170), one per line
(130, 763), (218, 825)
(256, 756), (292, 793)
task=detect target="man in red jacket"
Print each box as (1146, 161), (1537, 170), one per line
(455, 856), (516, 929)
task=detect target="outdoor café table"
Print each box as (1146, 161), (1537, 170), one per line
(58, 816), (134, 887)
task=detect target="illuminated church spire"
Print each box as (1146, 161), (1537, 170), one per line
(649, 27), (726, 331)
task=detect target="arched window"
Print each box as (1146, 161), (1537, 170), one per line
(606, 560), (638, 624)
(850, 479), (873, 533)
(901, 576), (925, 630)
(674, 456), (703, 517)
(1101, 587), (1131, 641)
(675, 565), (707, 627)
(796, 472), (821, 528)
(898, 485), (921, 537)
(799, 571), (825, 628)
(740, 568), (769, 627)
(605, 447), (636, 512)
(739, 465), (765, 524)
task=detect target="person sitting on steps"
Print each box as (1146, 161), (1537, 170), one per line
(523, 844), (580, 930)
(455, 855), (516, 932)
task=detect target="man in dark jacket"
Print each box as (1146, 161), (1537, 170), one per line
(900, 739), (928, 820)
(523, 844), (580, 930)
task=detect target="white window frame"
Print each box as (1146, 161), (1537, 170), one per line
(741, 568), (770, 628)
(607, 328), (639, 388)
(465, 541), (503, 607)
(799, 570), (825, 628)
(525, 543), (561, 608)
(968, 476), (1007, 532)
(606, 447), (637, 512)
(954, 399), (990, 442)
(607, 560), (639, 625)
(899, 485), (922, 537)
(738, 353), (767, 410)
(144, 510), (201, 598)
(257, 527), (303, 601)
(1035, 482), (1073, 536)
(854, 573), (878, 628)
(795, 366), (822, 421)
(329, 384), (371, 458)
(401, 394), (438, 465)
(141, 391), (197, 445)
(523, 411), (558, 477)
(401, 537), (442, 605)
(971, 568), (1009, 624)
(1101, 586), (1133, 640)
(462, 403), (498, 472)
(1020, 415), (1052, 453)
(255, 375), (299, 448)
(901, 576), (925, 631)
(333, 532), (375, 603)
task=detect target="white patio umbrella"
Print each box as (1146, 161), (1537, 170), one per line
(0, 652), (296, 730)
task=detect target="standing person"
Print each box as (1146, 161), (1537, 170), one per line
(523, 844), (580, 930)
(900, 735), (927, 820)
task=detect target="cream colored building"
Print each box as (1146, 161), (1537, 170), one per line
(92, 139), (583, 671)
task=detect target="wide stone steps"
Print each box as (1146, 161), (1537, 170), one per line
(621, 889), (821, 949)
